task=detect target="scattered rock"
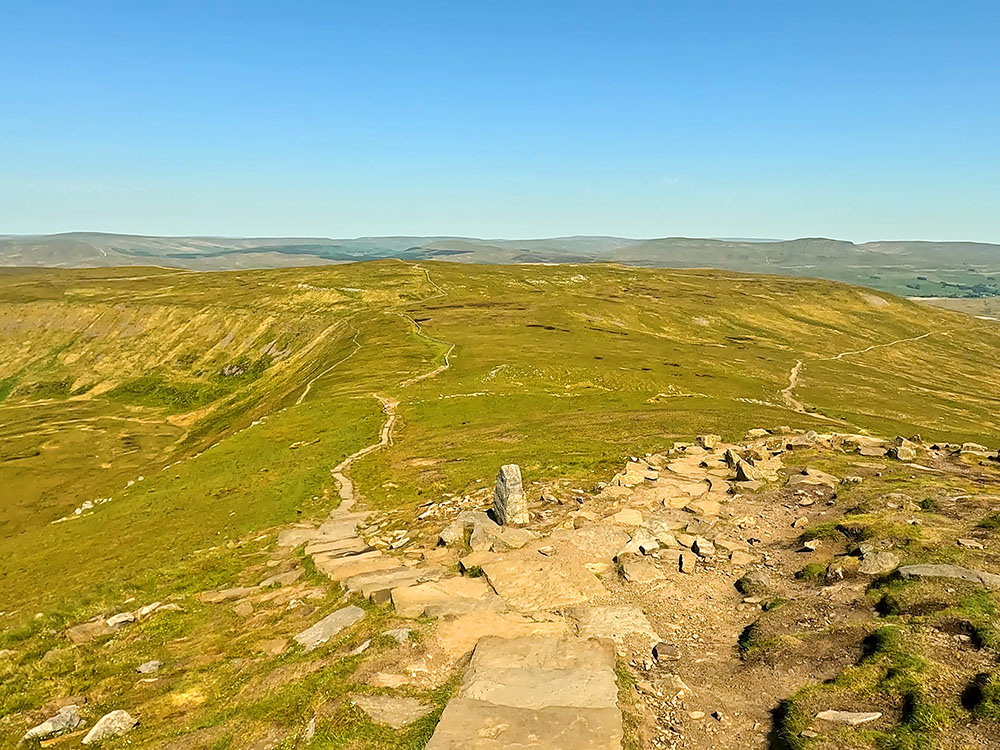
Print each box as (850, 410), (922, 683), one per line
(730, 550), (755, 566)
(610, 509), (644, 527)
(958, 538), (985, 550)
(692, 536), (715, 558)
(106, 611), (135, 628)
(293, 605), (365, 651)
(259, 568), (304, 588)
(696, 434), (721, 449)
(383, 628), (413, 644)
(619, 556), (666, 584)
(66, 620), (113, 645)
(494, 464), (528, 525)
(888, 437), (917, 462)
(858, 550), (899, 575)
(897, 564), (1000, 588)
(735, 570), (775, 596)
(653, 642), (680, 662)
(352, 694), (433, 729)
(137, 660), (162, 674)
(678, 550), (697, 574)
(815, 709), (882, 725)
(233, 601), (254, 618)
(199, 586), (258, 604)
(82, 710), (137, 744)
(22, 705), (84, 742)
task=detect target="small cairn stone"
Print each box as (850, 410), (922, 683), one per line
(494, 464), (528, 525)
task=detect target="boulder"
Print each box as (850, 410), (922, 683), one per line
(858, 550), (899, 575)
(494, 464), (528, 525)
(22, 705), (84, 742)
(735, 570), (776, 596)
(887, 437), (917, 462)
(82, 710), (137, 744)
(696, 434), (721, 449)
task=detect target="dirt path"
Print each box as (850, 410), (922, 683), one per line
(398, 313), (455, 387)
(780, 360), (845, 425)
(295, 328), (361, 405)
(781, 332), (942, 424)
(330, 394), (398, 511)
(824, 330), (938, 361)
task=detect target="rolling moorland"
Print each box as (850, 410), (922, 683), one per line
(2, 261), (1000, 748)
(2, 232), (1000, 300)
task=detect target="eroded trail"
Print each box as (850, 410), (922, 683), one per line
(824, 330), (937, 360)
(781, 331), (943, 425)
(330, 394), (398, 511)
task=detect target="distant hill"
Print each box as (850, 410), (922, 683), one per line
(1, 232), (998, 297)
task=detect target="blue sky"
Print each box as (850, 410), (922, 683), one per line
(2, 1), (998, 241)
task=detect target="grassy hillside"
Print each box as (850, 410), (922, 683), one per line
(3, 233), (999, 299)
(1, 261), (999, 626)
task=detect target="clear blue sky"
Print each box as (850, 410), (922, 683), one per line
(2, 1), (998, 241)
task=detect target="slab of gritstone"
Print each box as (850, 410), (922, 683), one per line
(293, 605), (365, 651)
(425, 635), (622, 749)
(313, 551), (401, 581)
(566, 605), (660, 654)
(391, 576), (496, 618)
(482, 551), (606, 611)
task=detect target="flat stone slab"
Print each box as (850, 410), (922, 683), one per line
(314, 551), (401, 581)
(482, 552), (606, 611)
(816, 710), (882, 725)
(427, 699), (623, 749)
(567, 605), (659, 654)
(897, 564), (1000, 588)
(431, 610), (570, 661)
(352, 694), (433, 729)
(293, 605), (365, 651)
(392, 576), (496, 618)
(345, 566), (441, 601)
(426, 635), (622, 749)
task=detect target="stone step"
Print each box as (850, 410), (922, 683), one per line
(426, 635), (622, 749)
(391, 575), (499, 618)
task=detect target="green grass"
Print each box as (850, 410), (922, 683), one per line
(4, 261), (1000, 745)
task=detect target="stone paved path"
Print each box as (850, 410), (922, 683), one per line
(426, 635), (623, 749)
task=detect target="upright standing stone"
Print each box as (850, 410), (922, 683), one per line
(494, 464), (528, 525)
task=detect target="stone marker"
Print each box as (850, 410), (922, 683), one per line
(83, 710), (138, 744)
(494, 464), (528, 525)
(293, 605), (365, 651)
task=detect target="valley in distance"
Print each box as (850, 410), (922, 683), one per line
(2, 245), (1000, 749)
